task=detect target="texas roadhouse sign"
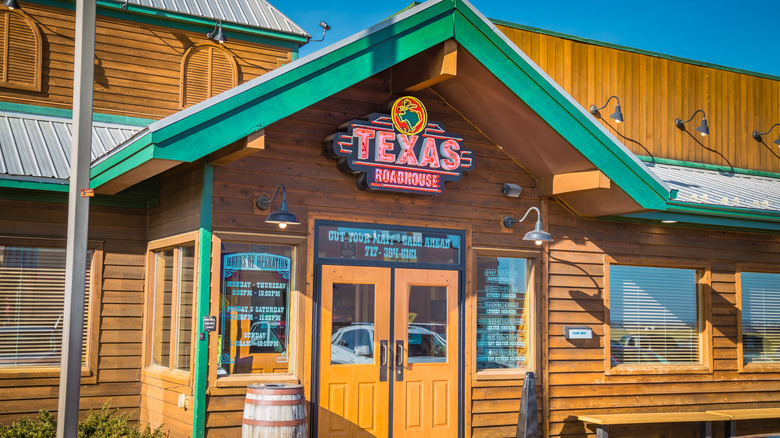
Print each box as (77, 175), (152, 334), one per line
(328, 96), (474, 195)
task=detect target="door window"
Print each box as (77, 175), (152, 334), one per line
(407, 285), (447, 363)
(331, 283), (375, 364)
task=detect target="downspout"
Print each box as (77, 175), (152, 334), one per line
(192, 163), (213, 438)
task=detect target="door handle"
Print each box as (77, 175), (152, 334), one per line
(395, 340), (404, 381)
(379, 340), (388, 382)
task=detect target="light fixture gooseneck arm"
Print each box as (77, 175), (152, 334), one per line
(753, 123), (780, 141)
(591, 95), (619, 113)
(502, 206), (540, 228)
(677, 109), (706, 125)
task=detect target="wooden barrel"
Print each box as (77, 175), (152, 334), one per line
(241, 383), (308, 438)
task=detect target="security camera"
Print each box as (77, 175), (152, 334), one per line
(502, 183), (522, 197)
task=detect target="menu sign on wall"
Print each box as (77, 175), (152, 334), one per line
(327, 96), (474, 195)
(475, 256), (528, 370)
(219, 252), (290, 372)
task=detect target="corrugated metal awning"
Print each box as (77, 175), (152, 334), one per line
(111, 0), (308, 37)
(0, 111), (142, 181)
(646, 162), (780, 213)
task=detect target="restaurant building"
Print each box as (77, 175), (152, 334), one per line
(1, 0), (780, 437)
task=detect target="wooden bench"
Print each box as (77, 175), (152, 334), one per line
(577, 412), (729, 438)
(706, 408), (780, 438)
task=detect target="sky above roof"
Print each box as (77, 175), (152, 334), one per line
(282, 0), (777, 78)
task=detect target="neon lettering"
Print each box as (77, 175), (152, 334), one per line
(396, 134), (419, 165)
(418, 137), (440, 168)
(440, 139), (461, 170)
(376, 131), (396, 162)
(353, 128), (375, 160)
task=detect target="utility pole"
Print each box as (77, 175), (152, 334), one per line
(56, 0), (95, 436)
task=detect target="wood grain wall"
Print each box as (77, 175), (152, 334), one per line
(3, 3), (293, 120)
(0, 199), (147, 424)
(496, 23), (780, 174)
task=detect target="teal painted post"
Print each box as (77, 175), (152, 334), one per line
(192, 163), (213, 438)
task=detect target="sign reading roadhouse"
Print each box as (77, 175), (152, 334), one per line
(328, 96), (474, 195)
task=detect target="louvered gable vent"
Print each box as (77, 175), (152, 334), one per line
(0, 11), (41, 92)
(181, 45), (238, 108)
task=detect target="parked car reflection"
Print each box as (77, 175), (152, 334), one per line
(331, 323), (446, 364)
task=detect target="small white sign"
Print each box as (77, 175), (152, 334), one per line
(564, 326), (593, 340)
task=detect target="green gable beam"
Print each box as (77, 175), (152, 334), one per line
(0, 102), (155, 126)
(148, 2), (455, 160)
(451, 1), (669, 210)
(90, 133), (156, 188)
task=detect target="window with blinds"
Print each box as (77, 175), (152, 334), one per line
(180, 45), (238, 108)
(150, 245), (195, 372)
(0, 246), (91, 368)
(0, 11), (42, 92)
(741, 272), (780, 365)
(609, 265), (699, 366)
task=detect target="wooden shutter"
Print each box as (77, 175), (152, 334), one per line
(180, 45), (238, 108)
(0, 247), (91, 367)
(0, 11), (42, 92)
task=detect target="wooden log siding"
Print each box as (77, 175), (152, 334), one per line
(0, 199), (147, 424)
(2, 3), (292, 120)
(496, 24), (780, 174)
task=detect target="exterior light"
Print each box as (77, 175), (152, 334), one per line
(752, 123), (780, 147)
(256, 185), (300, 228)
(309, 20), (331, 43)
(675, 109), (709, 136)
(207, 20), (227, 44)
(503, 206), (553, 245)
(3, 0), (20, 9)
(589, 95), (623, 123)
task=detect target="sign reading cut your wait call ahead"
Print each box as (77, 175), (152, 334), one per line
(328, 96), (474, 195)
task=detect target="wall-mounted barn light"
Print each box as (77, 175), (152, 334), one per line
(589, 95), (623, 123)
(207, 20), (227, 44)
(256, 185), (300, 229)
(3, 0), (20, 10)
(752, 123), (780, 147)
(675, 109), (709, 136)
(502, 206), (553, 245)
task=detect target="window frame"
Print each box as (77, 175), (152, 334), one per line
(142, 232), (199, 382)
(209, 231), (305, 389)
(0, 237), (102, 382)
(470, 247), (539, 383)
(736, 265), (780, 373)
(604, 256), (712, 376)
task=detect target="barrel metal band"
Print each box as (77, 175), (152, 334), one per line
(245, 398), (306, 406)
(247, 388), (304, 395)
(242, 418), (307, 427)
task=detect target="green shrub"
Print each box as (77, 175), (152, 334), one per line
(0, 405), (167, 438)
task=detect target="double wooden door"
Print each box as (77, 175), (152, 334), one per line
(318, 265), (459, 437)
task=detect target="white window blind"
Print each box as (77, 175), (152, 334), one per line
(0, 246), (91, 367)
(741, 272), (780, 364)
(610, 265), (698, 365)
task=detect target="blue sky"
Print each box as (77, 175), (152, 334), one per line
(281, 0), (777, 77)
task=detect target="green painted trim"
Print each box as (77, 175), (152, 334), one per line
(0, 178), (68, 192)
(0, 187), (158, 208)
(0, 102), (155, 126)
(639, 155), (780, 180)
(192, 163), (213, 438)
(606, 211), (780, 233)
(451, 2), (669, 210)
(90, 133), (154, 187)
(490, 19), (780, 82)
(25, 0), (307, 46)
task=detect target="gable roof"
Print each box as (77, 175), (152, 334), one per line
(109, 0), (308, 38)
(89, 0), (672, 217)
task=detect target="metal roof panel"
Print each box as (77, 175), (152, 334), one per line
(646, 162), (780, 212)
(0, 111), (143, 181)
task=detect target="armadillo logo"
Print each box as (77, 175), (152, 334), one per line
(327, 97), (474, 195)
(391, 96), (427, 135)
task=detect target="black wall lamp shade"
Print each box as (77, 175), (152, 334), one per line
(3, 0), (20, 9)
(207, 21), (227, 44)
(589, 95), (623, 123)
(256, 185), (300, 228)
(502, 206), (553, 245)
(675, 109), (709, 136)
